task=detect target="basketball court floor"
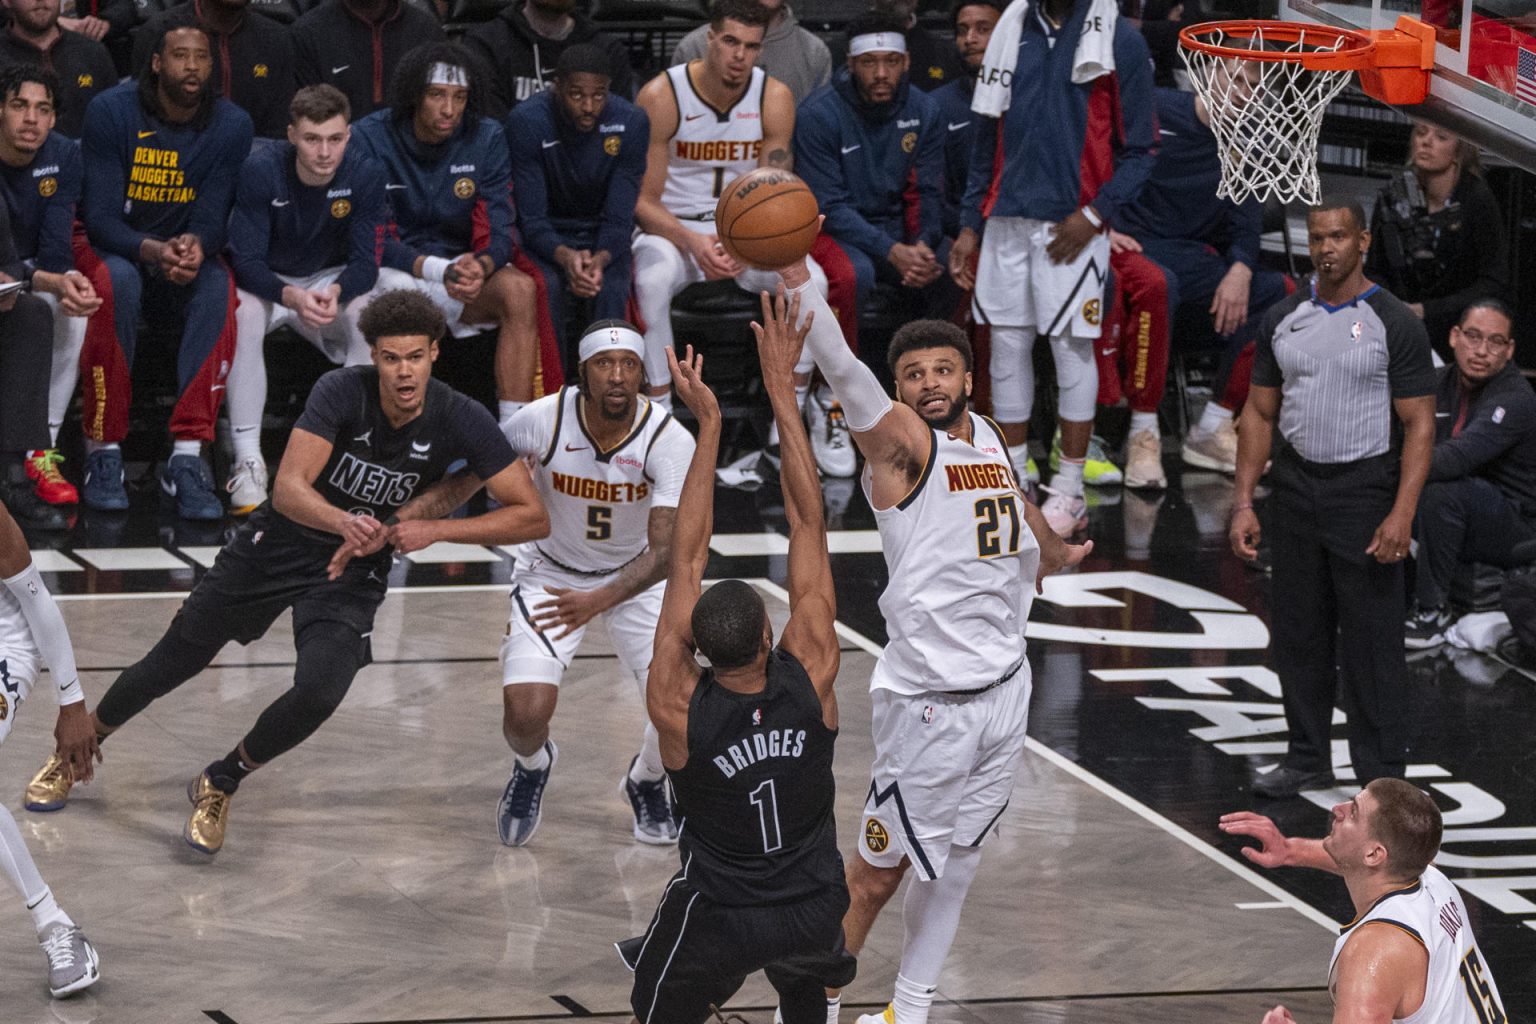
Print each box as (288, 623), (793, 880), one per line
(1, 465), (1532, 1024)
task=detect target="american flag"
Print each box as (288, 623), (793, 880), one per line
(1518, 47), (1536, 105)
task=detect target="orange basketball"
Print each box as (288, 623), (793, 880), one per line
(714, 168), (820, 271)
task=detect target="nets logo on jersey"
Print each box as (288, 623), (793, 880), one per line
(37, 176), (56, 197)
(604, 135), (621, 156)
(328, 452), (421, 507)
(864, 818), (889, 853)
(331, 199), (351, 219)
(453, 177), (476, 200)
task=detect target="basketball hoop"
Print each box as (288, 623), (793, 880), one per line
(1180, 17), (1436, 205)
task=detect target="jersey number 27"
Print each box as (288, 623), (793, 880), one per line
(974, 495), (1021, 558)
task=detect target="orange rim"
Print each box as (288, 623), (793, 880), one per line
(1180, 19), (1376, 71)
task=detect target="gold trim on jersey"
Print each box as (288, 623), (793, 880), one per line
(682, 60), (758, 123)
(577, 392), (655, 462)
(641, 411), (676, 484)
(1338, 878), (1424, 933)
(540, 385), (570, 466)
(893, 429), (938, 513)
(1350, 918), (1428, 952)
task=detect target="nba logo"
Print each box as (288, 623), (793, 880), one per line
(922, 706), (934, 724)
(1350, 321), (1363, 342)
(752, 708), (762, 726)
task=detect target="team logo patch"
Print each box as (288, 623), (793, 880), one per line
(77, 74), (93, 88)
(330, 198), (351, 219)
(603, 135), (620, 156)
(901, 131), (917, 154)
(253, 64), (269, 78)
(1082, 298), (1101, 326)
(928, 65), (943, 80)
(0, 692), (7, 720)
(453, 176), (476, 199)
(37, 176), (56, 197)
(864, 818), (889, 853)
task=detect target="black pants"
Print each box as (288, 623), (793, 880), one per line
(1268, 445), (1410, 782)
(1413, 477), (1536, 608)
(0, 293), (54, 453)
(95, 524), (387, 766)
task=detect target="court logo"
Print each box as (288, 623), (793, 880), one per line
(604, 135), (621, 156)
(1082, 298), (1101, 326)
(330, 198), (351, 219)
(864, 818), (889, 853)
(38, 176), (56, 197)
(901, 132), (917, 154)
(453, 177), (476, 200)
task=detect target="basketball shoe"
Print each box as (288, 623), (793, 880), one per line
(1181, 418), (1238, 474)
(620, 757), (678, 845)
(24, 753), (75, 812)
(1039, 485), (1088, 538)
(81, 448), (129, 511)
(162, 453), (223, 521)
(1123, 429), (1166, 490)
(1050, 431), (1123, 486)
(184, 772), (233, 853)
(805, 388), (856, 478)
(498, 740), (557, 847)
(226, 455), (268, 516)
(855, 1005), (894, 1024)
(1404, 604), (1454, 649)
(39, 922), (99, 998)
(26, 450), (78, 505)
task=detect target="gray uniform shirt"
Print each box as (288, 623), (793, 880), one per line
(671, 7), (832, 105)
(1253, 283), (1435, 464)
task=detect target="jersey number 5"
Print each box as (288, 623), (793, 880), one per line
(974, 495), (1021, 558)
(1459, 949), (1506, 1024)
(586, 506), (612, 541)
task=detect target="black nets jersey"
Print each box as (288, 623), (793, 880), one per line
(246, 367), (514, 566)
(670, 648), (840, 906)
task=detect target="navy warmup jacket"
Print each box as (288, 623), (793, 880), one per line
(929, 75), (978, 240)
(0, 132), (80, 272)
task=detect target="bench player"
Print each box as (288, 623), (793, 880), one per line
(774, 256), (1089, 1024)
(0, 497), (101, 998)
(619, 292), (855, 1024)
(23, 290), (549, 855)
(1221, 779), (1508, 1024)
(494, 319), (695, 848)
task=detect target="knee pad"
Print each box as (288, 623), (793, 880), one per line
(1049, 333), (1098, 422)
(988, 325), (1037, 421)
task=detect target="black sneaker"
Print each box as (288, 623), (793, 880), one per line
(0, 479), (69, 530)
(1404, 605), (1454, 649)
(1252, 764), (1335, 799)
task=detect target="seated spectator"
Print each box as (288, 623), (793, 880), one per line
(0, 66), (102, 511)
(58, 0), (135, 77)
(1406, 299), (1536, 647)
(290, 0), (444, 122)
(0, 166), (67, 529)
(929, 0), (1000, 243)
(670, 0), (830, 105)
(828, 0), (963, 92)
(797, 14), (946, 353)
(0, 0), (116, 137)
(132, 0), (295, 139)
(352, 43), (550, 425)
(463, 0), (633, 120)
(224, 83), (385, 514)
(76, 25), (253, 519)
(1367, 122), (1510, 362)
(1111, 75), (1294, 477)
(506, 45), (647, 375)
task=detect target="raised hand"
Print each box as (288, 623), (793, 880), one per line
(750, 284), (812, 391)
(666, 345), (718, 423)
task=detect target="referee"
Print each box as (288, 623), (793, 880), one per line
(1231, 199), (1436, 800)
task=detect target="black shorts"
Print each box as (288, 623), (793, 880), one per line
(173, 524), (389, 648)
(619, 875), (856, 1024)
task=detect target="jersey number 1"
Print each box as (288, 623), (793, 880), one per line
(1459, 949), (1506, 1024)
(749, 778), (783, 853)
(974, 495), (1021, 558)
(712, 168), (725, 198)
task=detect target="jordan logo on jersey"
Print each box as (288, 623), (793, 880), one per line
(712, 728), (807, 778)
(328, 452), (421, 506)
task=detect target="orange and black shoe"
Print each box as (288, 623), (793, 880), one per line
(26, 450), (78, 505)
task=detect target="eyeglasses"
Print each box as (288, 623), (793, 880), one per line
(1455, 327), (1512, 352)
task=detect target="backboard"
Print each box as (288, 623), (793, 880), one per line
(1285, 0), (1536, 172)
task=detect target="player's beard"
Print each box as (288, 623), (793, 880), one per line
(914, 392), (967, 433)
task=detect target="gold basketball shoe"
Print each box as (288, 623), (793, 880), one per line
(24, 753), (75, 811)
(184, 772), (233, 854)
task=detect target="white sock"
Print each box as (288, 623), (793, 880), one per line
(630, 723), (666, 783)
(1197, 401), (1233, 436)
(892, 973), (938, 1024)
(515, 744), (550, 771)
(0, 806), (68, 935)
(171, 439), (201, 459)
(1007, 443), (1032, 473)
(1053, 458), (1085, 497)
(498, 400), (526, 428)
(893, 845), (983, 1023)
(825, 996), (840, 1024)
(1129, 411), (1159, 436)
(47, 423), (62, 448)
(231, 424), (262, 461)
(27, 887), (73, 935)
(84, 439), (118, 455)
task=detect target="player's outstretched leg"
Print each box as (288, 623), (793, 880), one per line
(498, 683), (559, 847)
(0, 805), (100, 998)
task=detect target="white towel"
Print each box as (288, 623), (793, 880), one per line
(972, 0), (1120, 118)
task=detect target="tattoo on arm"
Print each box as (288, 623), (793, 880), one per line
(395, 472), (482, 523)
(765, 148), (791, 168)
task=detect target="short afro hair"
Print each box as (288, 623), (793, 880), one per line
(357, 290), (447, 347)
(555, 43), (615, 81)
(691, 579), (767, 670)
(887, 319), (974, 375)
(709, 0), (772, 31)
(1307, 195), (1368, 233)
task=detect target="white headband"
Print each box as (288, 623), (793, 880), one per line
(427, 63), (469, 87)
(578, 323), (646, 364)
(848, 32), (907, 56)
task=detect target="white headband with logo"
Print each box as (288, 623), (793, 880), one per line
(848, 32), (907, 56)
(578, 324), (646, 363)
(427, 63), (469, 87)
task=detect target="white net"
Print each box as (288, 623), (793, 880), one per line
(1181, 24), (1362, 205)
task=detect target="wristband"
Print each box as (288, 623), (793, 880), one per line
(1232, 503), (1254, 513)
(420, 256), (451, 283)
(1080, 205), (1103, 229)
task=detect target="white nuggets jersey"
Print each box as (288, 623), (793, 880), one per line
(0, 583), (40, 703)
(505, 386), (694, 574)
(661, 63), (766, 219)
(1329, 866), (1507, 1024)
(865, 413), (1040, 695)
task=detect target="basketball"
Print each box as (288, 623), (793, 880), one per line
(714, 168), (820, 271)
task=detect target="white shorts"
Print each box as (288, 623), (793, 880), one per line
(373, 267), (496, 340)
(500, 546), (664, 687)
(972, 216), (1109, 336)
(858, 663), (1032, 880)
(0, 646), (39, 747)
(236, 269), (353, 363)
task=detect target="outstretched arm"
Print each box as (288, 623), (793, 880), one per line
(648, 348), (718, 769)
(1218, 811), (1339, 874)
(754, 287), (839, 721)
